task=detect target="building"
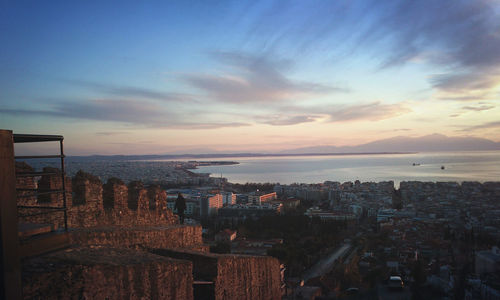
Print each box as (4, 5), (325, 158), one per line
(248, 192), (277, 205)
(476, 247), (500, 275)
(201, 193), (223, 217)
(215, 229), (237, 242)
(377, 209), (396, 222)
(281, 198), (300, 210)
(221, 192), (236, 206)
(304, 207), (356, 221)
(218, 203), (282, 220)
(236, 194), (248, 204)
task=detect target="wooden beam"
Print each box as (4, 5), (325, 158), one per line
(0, 129), (22, 299)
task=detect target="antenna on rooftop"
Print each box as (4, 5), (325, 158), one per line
(220, 172), (224, 192)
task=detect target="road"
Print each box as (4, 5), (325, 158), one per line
(377, 285), (411, 300)
(302, 243), (351, 281)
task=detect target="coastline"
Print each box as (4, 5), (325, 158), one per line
(66, 151), (417, 162)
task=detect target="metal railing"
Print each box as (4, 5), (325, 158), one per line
(14, 134), (68, 231)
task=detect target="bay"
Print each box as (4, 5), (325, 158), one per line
(191, 151), (500, 186)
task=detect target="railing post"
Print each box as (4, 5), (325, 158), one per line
(60, 139), (68, 231)
(0, 129), (22, 299)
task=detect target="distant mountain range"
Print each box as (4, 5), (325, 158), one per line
(67, 134), (500, 160)
(281, 134), (500, 154)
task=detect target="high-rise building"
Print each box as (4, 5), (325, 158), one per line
(248, 192), (277, 205)
(201, 193), (223, 217)
(222, 192), (236, 206)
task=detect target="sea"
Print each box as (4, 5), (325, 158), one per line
(191, 151), (500, 186)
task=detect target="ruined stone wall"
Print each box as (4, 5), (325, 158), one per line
(15, 162), (37, 206)
(17, 164), (73, 229)
(70, 225), (205, 250)
(22, 246), (193, 300)
(16, 167), (178, 228)
(151, 249), (281, 300)
(214, 255), (281, 300)
(68, 172), (177, 228)
(17, 165), (281, 300)
(38, 167), (72, 205)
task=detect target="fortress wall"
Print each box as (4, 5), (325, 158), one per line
(151, 249), (281, 300)
(17, 164), (281, 300)
(70, 225), (204, 250)
(16, 167), (178, 228)
(22, 246), (193, 300)
(15, 162), (37, 206)
(214, 255), (281, 300)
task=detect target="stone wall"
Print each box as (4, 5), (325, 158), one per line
(16, 167), (178, 229)
(15, 162), (37, 206)
(70, 225), (205, 250)
(151, 249), (281, 300)
(22, 246), (193, 300)
(17, 164), (281, 300)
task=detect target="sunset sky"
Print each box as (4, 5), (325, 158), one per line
(1, 0), (500, 155)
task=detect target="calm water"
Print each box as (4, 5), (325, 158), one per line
(191, 152), (500, 186)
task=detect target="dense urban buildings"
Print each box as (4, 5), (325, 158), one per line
(12, 156), (500, 299)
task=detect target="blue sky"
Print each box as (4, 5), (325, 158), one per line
(1, 0), (500, 154)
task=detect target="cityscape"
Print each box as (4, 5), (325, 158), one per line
(13, 156), (500, 299)
(2, 0), (500, 299)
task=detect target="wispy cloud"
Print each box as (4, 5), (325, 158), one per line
(184, 51), (347, 103)
(0, 99), (249, 130)
(67, 80), (195, 102)
(431, 71), (500, 101)
(95, 131), (129, 136)
(0, 99), (169, 123)
(253, 101), (411, 124)
(170, 122), (250, 130)
(325, 102), (410, 122)
(462, 104), (495, 112)
(243, 0), (500, 99)
(255, 114), (319, 126)
(460, 121), (500, 131)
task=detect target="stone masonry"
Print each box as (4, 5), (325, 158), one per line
(151, 249), (281, 300)
(17, 165), (281, 299)
(22, 246), (193, 300)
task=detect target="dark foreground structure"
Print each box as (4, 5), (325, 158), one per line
(0, 129), (281, 299)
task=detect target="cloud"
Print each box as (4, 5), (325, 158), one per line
(431, 73), (500, 94)
(461, 121), (500, 131)
(256, 114), (319, 126)
(95, 131), (129, 136)
(0, 100), (170, 125)
(253, 101), (411, 124)
(431, 71), (500, 101)
(184, 51), (347, 103)
(0, 99), (249, 130)
(170, 122), (250, 130)
(326, 102), (410, 122)
(243, 1), (500, 98)
(54, 99), (169, 124)
(361, 0), (500, 97)
(462, 105), (495, 111)
(67, 80), (194, 102)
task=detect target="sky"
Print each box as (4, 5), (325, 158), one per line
(1, 0), (500, 155)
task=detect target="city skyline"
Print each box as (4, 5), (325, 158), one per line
(2, 0), (500, 155)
